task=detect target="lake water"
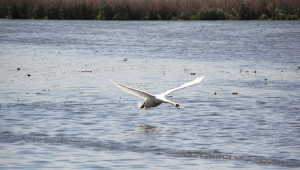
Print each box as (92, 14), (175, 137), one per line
(0, 20), (299, 169)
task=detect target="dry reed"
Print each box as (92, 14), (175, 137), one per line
(0, 0), (299, 20)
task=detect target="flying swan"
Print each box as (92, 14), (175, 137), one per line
(110, 76), (205, 109)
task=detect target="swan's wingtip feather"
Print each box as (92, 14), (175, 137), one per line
(195, 76), (205, 83)
(109, 79), (120, 87)
(109, 79), (117, 84)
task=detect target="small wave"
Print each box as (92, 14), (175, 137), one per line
(1, 131), (299, 168)
(169, 150), (300, 168)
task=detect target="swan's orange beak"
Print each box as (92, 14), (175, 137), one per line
(176, 104), (180, 109)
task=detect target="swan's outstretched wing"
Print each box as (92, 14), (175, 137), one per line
(160, 76), (205, 96)
(110, 79), (154, 100)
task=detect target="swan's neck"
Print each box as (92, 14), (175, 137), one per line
(160, 97), (178, 106)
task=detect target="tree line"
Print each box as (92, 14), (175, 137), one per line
(0, 0), (299, 20)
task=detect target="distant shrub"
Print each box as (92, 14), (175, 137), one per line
(128, 6), (144, 20)
(143, 7), (159, 20)
(273, 8), (299, 20)
(0, 0), (299, 20)
(10, 3), (21, 19)
(239, 2), (257, 20)
(33, 5), (46, 19)
(198, 8), (226, 20)
(47, 5), (61, 19)
(158, 6), (176, 20)
(99, 3), (114, 20)
(177, 8), (192, 20)
(113, 3), (129, 20)
(259, 13), (269, 20)
(0, 5), (8, 18)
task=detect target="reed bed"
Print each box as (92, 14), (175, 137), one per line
(0, 0), (299, 20)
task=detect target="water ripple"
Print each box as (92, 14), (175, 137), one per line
(1, 131), (299, 168)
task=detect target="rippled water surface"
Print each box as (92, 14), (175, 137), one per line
(0, 20), (300, 169)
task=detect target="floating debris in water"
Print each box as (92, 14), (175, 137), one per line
(184, 67), (191, 73)
(190, 73), (196, 75)
(81, 70), (92, 73)
(122, 58), (128, 62)
(214, 92), (217, 95)
(26, 74), (31, 77)
(17, 68), (21, 71)
(184, 67), (188, 72)
(245, 70), (256, 73)
(167, 95), (172, 98)
(232, 92), (238, 95)
(241, 69), (257, 73)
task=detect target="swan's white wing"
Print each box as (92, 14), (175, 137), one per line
(110, 79), (154, 100)
(160, 76), (205, 96)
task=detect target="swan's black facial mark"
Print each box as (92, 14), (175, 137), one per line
(176, 104), (180, 109)
(140, 102), (146, 109)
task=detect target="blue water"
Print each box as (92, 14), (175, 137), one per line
(0, 20), (300, 169)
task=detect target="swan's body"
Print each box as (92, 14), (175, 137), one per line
(110, 76), (205, 109)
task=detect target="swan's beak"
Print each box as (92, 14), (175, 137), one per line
(176, 104), (180, 109)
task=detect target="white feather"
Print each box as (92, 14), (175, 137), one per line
(160, 76), (205, 96)
(110, 76), (205, 109)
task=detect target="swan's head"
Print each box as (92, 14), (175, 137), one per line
(138, 102), (145, 109)
(175, 104), (180, 109)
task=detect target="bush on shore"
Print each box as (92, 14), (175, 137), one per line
(0, 0), (299, 20)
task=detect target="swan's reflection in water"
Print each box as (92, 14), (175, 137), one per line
(137, 124), (162, 133)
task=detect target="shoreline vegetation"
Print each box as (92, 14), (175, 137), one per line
(0, 0), (299, 20)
